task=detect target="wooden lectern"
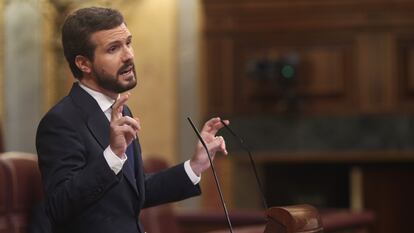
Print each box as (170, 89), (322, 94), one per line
(264, 204), (323, 233)
(205, 204), (324, 233)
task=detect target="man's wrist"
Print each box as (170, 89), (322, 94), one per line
(189, 159), (203, 176)
(104, 146), (127, 174)
(109, 145), (124, 158)
(184, 160), (201, 185)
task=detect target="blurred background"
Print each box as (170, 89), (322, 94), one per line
(1, 0), (413, 233)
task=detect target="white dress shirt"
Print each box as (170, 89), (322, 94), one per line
(78, 82), (200, 184)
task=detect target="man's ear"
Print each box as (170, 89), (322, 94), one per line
(75, 55), (92, 74)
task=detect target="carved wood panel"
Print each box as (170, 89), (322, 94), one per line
(233, 35), (356, 115)
(202, 0), (414, 116)
(397, 34), (414, 111)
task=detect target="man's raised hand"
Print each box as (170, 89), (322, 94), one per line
(109, 93), (141, 157)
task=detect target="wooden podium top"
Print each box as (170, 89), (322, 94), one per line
(177, 207), (374, 233)
(264, 205), (323, 233)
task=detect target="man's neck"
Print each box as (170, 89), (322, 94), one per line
(79, 78), (117, 99)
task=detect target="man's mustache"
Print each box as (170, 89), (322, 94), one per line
(117, 62), (135, 75)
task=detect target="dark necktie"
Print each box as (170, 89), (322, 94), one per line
(122, 108), (136, 178)
(125, 142), (136, 178)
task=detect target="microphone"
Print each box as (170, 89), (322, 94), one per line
(187, 117), (234, 233)
(220, 120), (268, 210)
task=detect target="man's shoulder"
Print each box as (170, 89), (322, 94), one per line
(41, 83), (91, 121)
(37, 94), (86, 132)
(43, 95), (77, 119)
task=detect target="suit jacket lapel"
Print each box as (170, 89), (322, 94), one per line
(132, 138), (144, 198)
(87, 113), (110, 149)
(69, 83), (140, 197)
(69, 83), (110, 149)
(122, 107), (142, 197)
(122, 155), (139, 196)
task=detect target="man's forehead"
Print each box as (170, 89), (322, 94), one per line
(91, 23), (131, 45)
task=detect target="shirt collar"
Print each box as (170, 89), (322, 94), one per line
(78, 82), (118, 112)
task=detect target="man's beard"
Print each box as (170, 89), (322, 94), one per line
(92, 62), (137, 93)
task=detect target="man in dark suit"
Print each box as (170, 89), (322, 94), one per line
(36, 7), (228, 233)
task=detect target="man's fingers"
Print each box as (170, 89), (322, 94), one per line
(134, 117), (141, 131)
(113, 116), (141, 132)
(111, 93), (130, 120)
(208, 136), (227, 155)
(221, 120), (230, 126)
(111, 116), (140, 145)
(201, 117), (220, 132)
(221, 137), (228, 155)
(201, 117), (229, 135)
(109, 115), (140, 156)
(118, 125), (138, 139)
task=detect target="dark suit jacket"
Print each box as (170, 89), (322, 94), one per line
(36, 83), (200, 233)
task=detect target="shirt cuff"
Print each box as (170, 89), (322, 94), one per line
(103, 146), (127, 174)
(184, 160), (201, 185)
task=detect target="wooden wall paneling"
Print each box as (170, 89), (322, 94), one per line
(204, 38), (235, 116)
(231, 33), (358, 115)
(397, 34), (414, 112)
(356, 33), (396, 113)
(204, 38), (221, 115)
(203, 0), (414, 115)
(222, 38), (235, 116)
(293, 41), (356, 115)
(304, 47), (346, 96)
(406, 48), (414, 91)
(362, 164), (414, 233)
(203, 0), (414, 33)
(385, 33), (399, 113)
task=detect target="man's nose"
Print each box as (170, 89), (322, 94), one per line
(122, 46), (134, 61)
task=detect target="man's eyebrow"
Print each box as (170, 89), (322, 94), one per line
(105, 35), (132, 47)
(106, 40), (121, 46)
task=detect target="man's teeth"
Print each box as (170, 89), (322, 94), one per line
(121, 69), (131, 75)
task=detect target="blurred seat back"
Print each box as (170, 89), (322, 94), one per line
(0, 121), (4, 153)
(0, 158), (10, 233)
(0, 152), (44, 233)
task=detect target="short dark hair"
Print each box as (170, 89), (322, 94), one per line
(62, 7), (124, 79)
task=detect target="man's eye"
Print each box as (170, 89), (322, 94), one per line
(108, 46), (118, 53)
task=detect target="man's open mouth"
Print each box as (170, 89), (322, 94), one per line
(119, 65), (134, 76)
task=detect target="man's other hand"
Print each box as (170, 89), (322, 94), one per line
(190, 117), (229, 176)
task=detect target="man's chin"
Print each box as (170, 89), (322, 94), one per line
(119, 73), (135, 81)
(118, 79), (137, 93)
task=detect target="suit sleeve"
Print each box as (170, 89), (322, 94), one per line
(36, 112), (120, 226)
(143, 163), (201, 208)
